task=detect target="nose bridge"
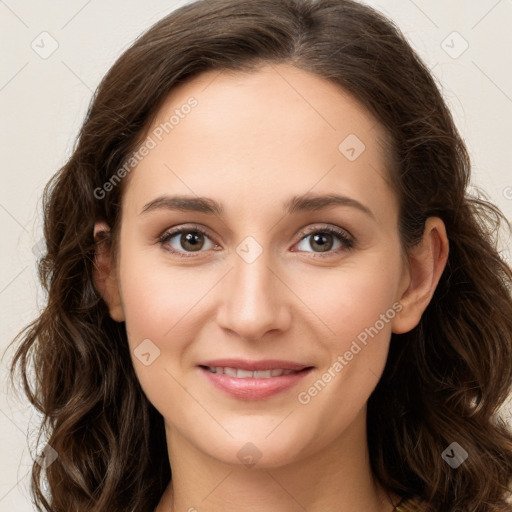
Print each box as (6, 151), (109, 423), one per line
(216, 236), (289, 340)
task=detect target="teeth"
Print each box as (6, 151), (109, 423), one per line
(206, 366), (298, 378)
(253, 370), (271, 378)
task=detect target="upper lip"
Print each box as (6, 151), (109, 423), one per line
(197, 359), (313, 371)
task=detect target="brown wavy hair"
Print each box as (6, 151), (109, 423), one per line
(4, 0), (512, 510)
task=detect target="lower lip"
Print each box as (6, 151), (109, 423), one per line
(198, 366), (313, 400)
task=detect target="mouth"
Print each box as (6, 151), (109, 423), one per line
(200, 366), (308, 378)
(197, 359), (314, 400)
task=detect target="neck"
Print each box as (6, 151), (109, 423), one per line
(155, 408), (398, 512)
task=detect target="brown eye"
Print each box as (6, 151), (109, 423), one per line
(308, 233), (335, 252)
(179, 231), (205, 252)
(158, 227), (216, 257)
(294, 226), (353, 256)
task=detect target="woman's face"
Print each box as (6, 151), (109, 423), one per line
(103, 63), (412, 468)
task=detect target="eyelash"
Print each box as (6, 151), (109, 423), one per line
(157, 224), (354, 259)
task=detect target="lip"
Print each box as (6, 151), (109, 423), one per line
(197, 358), (311, 371)
(197, 359), (314, 400)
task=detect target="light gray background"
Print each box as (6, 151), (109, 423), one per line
(1, 0), (511, 509)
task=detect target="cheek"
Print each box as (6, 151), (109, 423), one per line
(319, 274), (396, 386)
(118, 259), (207, 417)
(303, 252), (402, 349)
(297, 249), (402, 399)
(116, 249), (203, 384)
(119, 249), (207, 339)
(292, 267), (400, 448)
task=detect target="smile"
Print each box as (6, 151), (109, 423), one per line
(204, 366), (300, 378)
(197, 361), (314, 400)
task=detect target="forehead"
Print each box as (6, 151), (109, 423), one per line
(122, 63), (397, 220)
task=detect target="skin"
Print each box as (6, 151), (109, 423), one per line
(93, 63), (449, 512)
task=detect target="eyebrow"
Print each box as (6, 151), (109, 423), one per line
(140, 193), (375, 219)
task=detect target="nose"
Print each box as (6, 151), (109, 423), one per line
(216, 245), (292, 341)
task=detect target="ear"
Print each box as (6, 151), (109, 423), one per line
(93, 221), (125, 322)
(391, 217), (449, 334)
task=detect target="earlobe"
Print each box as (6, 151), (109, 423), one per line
(391, 217), (449, 334)
(93, 221), (125, 322)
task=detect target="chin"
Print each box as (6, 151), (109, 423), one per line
(196, 430), (309, 470)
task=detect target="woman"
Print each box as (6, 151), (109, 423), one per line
(7, 0), (512, 510)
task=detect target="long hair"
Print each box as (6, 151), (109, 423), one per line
(5, 0), (512, 510)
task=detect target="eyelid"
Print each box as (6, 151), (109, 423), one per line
(295, 224), (354, 244)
